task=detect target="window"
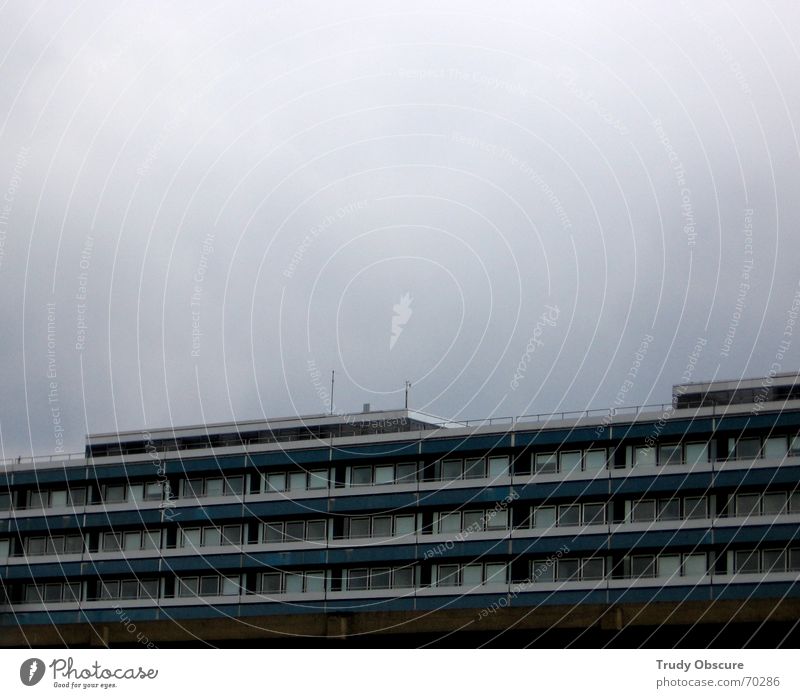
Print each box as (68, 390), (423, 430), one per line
(584, 449), (607, 471)
(178, 577), (199, 597)
(533, 506), (556, 529)
(763, 436), (788, 459)
(265, 472), (286, 492)
(144, 482), (163, 501)
(734, 437), (761, 460)
(97, 579), (158, 600)
(790, 435), (800, 456)
(653, 552), (706, 579)
(634, 447), (656, 467)
(350, 466), (372, 486)
(531, 559), (555, 583)
(307, 470), (329, 489)
(535, 453), (558, 474)
(762, 550), (786, 573)
(436, 564), (460, 586)
(221, 576), (240, 595)
(179, 525), (239, 548)
(684, 442), (708, 465)
(762, 492), (787, 516)
(557, 504), (580, 527)
(374, 465), (394, 485)
(583, 503), (606, 525)
(396, 463), (418, 483)
(658, 554), (681, 578)
(560, 451), (582, 473)
(791, 491), (800, 514)
(735, 550), (759, 574)
(395, 515), (416, 536)
(631, 500), (656, 523)
(581, 558), (605, 580)
(488, 455), (510, 477)
(103, 530), (158, 554)
(536, 557), (604, 582)
(182, 476), (244, 498)
(556, 558), (580, 581)
(50, 490), (67, 507)
(684, 496), (708, 519)
(657, 499), (681, 521)
(464, 458), (486, 479)
(348, 518), (370, 538)
(735, 493), (760, 517)
(659, 444), (682, 466)
(682, 553), (707, 576)
(26, 538), (46, 555)
(347, 568), (369, 590)
(27, 491), (48, 509)
(0, 492), (12, 510)
(103, 485), (126, 503)
(102, 533), (122, 552)
(631, 555), (656, 578)
(437, 512), (461, 534)
(435, 563), (504, 586)
(24, 582), (81, 604)
(288, 472), (307, 490)
(343, 515), (416, 539)
(0, 539), (9, 559)
(441, 459), (463, 480)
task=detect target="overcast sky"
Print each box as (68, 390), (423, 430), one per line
(1, 1), (799, 457)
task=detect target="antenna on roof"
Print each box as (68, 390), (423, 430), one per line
(330, 370), (335, 415)
(405, 380), (411, 409)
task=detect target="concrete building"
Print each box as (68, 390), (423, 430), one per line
(1, 373), (799, 647)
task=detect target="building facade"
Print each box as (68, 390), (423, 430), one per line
(1, 374), (799, 647)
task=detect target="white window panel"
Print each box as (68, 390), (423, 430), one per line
(682, 554), (706, 577)
(763, 437), (788, 459)
(394, 515), (416, 536)
(559, 451), (582, 473)
(484, 563), (506, 584)
(488, 456), (510, 477)
(533, 506), (556, 529)
(266, 472), (286, 492)
(221, 576), (240, 596)
(634, 447), (656, 467)
(438, 512), (461, 534)
(684, 442), (708, 465)
(584, 450), (607, 470)
(289, 472), (307, 491)
(181, 528), (201, 548)
(462, 565), (483, 586)
(50, 490), (68, 507)
(658, 554), (681, 579)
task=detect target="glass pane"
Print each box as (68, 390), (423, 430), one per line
(791, 491), (800, 514)
(140, 580), (159, 599)
(348, 518), (370, 538)
(103, 533), (121, 552)
(0, 492), (11, 510)
(438, 512), (461, 534)
(144, 482), (163, 500)
(50, 490), (67, 507)
(221, 576), (239, 595)
(535, 453), (558, 474)
(462, 564), (483, 586)
(226, 476), (245, 495)
(682, 554), (706, 576)
(791, 435), (800, 455)
(305, 571), (325, 593)
(222, 525), (241, 544)
(484, 563), (506, 584)
(658, 554), (681, 578)
(123, 531), (141, 551)
(178, 577), (198, 597)
(560, 451), (582, 473)
(437, 565), (460, 586)
(763, 437), (788, 459)
(684, 496), (707, 519)
(659, 444), (682, 466)
(182, 528), (201, 548)
(306, 520), (326, 541)
(307, 470), (328, 489)
(735, 550), (759, 573)
(264, 522), (284, 543)
(631, 500), (656, 522)
(142, 531), (160, 550)
(394, 515), (416, 536)
(285, 573), (303, 593)
(582, 558), (604, 580)
(105, 485), (126, 503)
(289, 472), (307, 490)
(0, 539), (10, 559)
(533, 506), (556, 529)
(28, 491), (47, 509)
(557, 505), (580, 527)
(374, 465), (394, 485)
(348, 569), (369, 591)
(684, 442), (708, 465)
(25, 585), (42, 602)
(203, 528), (222, 547)
(737, 438), (761, 459)
(372, 517), (392, 538)
(47, 537), (64, 554)
(634, 447), (656, 467)
(762, 550), (786, 572)
(127, 484), (143, 503)
(393, 567), (414, 588)
(487, 508), (508, 530)
(200, 576), (219, 596)
(462, 511), (484, 532)
(488, 456), (509, 477)
(464, 458), (485, 479)
(64, 583), (81, 601)
(45, 583), (62, 602)
(532, 560), (555, 582)
(285, 522), (306, 542)
(261, 573), (282, 593)
(762, 493), (787, 515)
(736, 494), (760, 517)
(27, 538), (46, 555)
(184, 480), (203, 498)
(350, 467), (372, 486)
(395, 463), (417, 483)
(100, 581), (117, 600)
(789, 549), (800, 571)
(585, 450), (607, 470)
(370, 568), (392, 589)
(442, 460), (463, 480)
(631, 556), (656, 578)
(657, 499), (680, 521)
(68, 488), (86, 505)
(583, 503), (606, 525)
(266, 473), (286, 492)
(120, 580), (139, 599)
(204, 478), (224, 497)
(556, 558), (580, 581)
